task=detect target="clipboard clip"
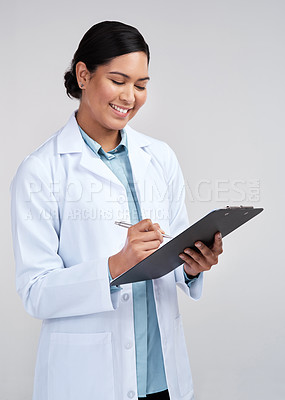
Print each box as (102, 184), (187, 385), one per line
(225, 205), (254, 209)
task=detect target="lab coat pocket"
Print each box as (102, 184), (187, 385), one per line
(48, 332), (115, 400)
(174, 315), (193, 397)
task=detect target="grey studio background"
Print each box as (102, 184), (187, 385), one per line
(1, 0), (284, 399)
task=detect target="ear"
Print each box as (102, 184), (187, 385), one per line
(75, 62), (91, 90)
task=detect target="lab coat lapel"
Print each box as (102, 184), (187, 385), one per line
(80, 147), (123, 187)
(126, 125), (151, 205)
(57, 113), (124, 188)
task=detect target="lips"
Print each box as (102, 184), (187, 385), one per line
(110, 103), (132, 115)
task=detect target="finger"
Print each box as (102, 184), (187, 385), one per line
(194, 241), (215, 262)
(132, 247), (160, 266)
(183, 247), (213, 269)
(211, 232), (223, 255)
(136, 220), (164, 240)
(128, 228), (163, 248)
(143, 249), (160, 258)
(140, 239), (162, 251)
(141, 229), (163, 243)
(134, 219), (154, 232)
(179, 253), (201, 276)
(144, 221), (163, 234)
(152, 222), (165, 234)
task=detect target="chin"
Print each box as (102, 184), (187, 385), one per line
(106, 119), (130, 131)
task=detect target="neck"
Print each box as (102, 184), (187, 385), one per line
(76, 108), (121, 152)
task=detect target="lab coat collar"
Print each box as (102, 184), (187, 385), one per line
(56, 112), (152, 195)
(56, 112), (151, 154)
(57, 112), (84, 154)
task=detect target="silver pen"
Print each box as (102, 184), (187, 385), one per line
(115, 221), (172, 239)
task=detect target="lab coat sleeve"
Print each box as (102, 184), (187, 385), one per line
(10, 155), (120, 320)
(164, 144), (203, 300)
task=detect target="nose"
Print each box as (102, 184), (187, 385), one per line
(119, 84), (135, 104)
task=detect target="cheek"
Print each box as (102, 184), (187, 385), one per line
(136, 91), (147, 109)
(97, 83), (118, 105)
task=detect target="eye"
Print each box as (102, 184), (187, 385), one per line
(111, 79), (124, 85)
(135, 85), (146, 91)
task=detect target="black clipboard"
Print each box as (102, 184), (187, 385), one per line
(110, 206), (263, 286)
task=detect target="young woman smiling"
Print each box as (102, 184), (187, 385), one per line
(11, 21), (223, 400)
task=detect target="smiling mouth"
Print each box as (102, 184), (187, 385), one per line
(110, 103), (132, 114)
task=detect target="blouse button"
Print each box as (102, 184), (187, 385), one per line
(127, 390), (135, 398)
(125, 341), (133, 350)
(122, 293), (130, 302)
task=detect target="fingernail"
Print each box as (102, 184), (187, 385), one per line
(218, 233), (222, 239)
(179, 254), (185, 259)
(195, 242), (201, 248)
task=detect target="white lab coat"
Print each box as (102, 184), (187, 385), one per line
(10, 113), (203, 400)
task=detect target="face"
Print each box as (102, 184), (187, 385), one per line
(77, 52), (149, 135)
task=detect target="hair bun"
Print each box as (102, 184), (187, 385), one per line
(64, 70), (81, 99)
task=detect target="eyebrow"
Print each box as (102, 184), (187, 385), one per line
(108, 71), (150, 81)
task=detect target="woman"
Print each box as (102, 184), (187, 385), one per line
(11, 21), (223, 400)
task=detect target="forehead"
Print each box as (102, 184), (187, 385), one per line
(102, 52), (149, 77)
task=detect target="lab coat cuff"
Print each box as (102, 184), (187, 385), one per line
(108, 263), (122, 293)
(188, 271), (203, 300)
(175, 264), (203, 300)
(183, 270), (200, 286)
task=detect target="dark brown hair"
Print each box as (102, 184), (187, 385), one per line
(64, 21), (150, 99)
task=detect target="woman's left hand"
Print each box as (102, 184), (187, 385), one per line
(179, 232), (223, 278)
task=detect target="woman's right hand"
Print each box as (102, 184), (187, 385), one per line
(108, 219), (164, 279)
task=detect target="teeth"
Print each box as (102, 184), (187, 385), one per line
(110, 104), (129, 114)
